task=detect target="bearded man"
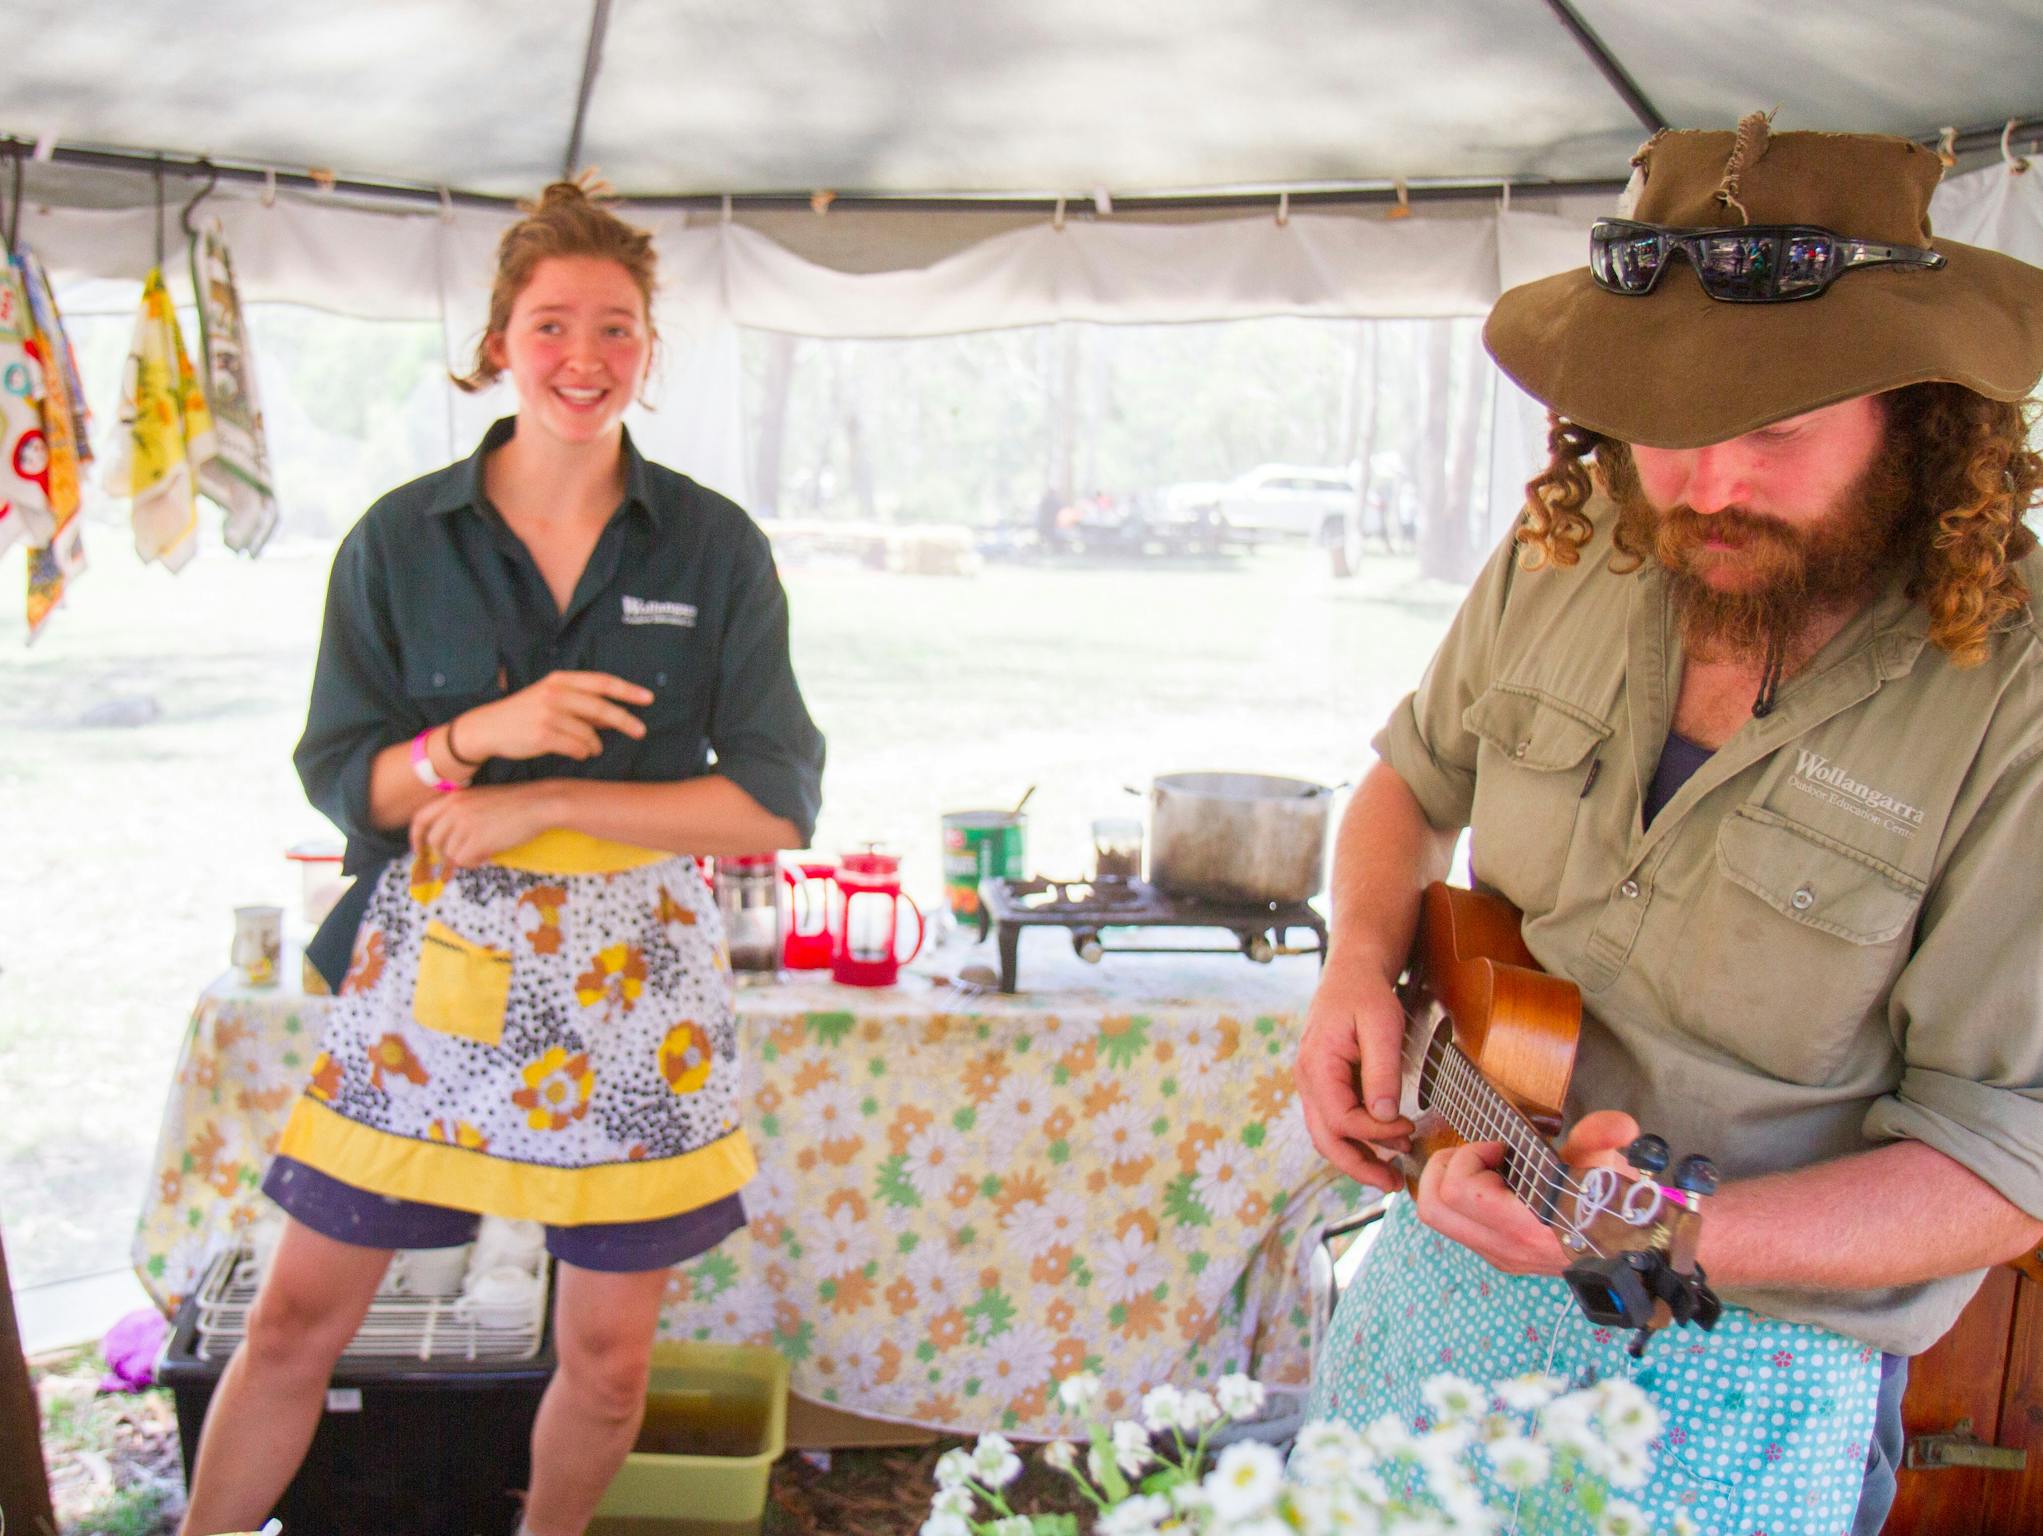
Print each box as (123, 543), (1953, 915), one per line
(1294, 118), (2043, 1536)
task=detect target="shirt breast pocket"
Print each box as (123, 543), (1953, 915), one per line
(1669, 807), (1925, 1084)
(402, 648), (499, 717)
(1464, 685), (1609, 914)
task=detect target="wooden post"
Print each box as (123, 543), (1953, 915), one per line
(0, 1219), (57, 1536)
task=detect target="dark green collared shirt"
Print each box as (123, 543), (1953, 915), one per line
(296, 418), (825, 979)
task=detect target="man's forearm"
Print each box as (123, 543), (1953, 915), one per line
(1697, 1139), (2043, 1290)
(1324, 760), (1459, 986)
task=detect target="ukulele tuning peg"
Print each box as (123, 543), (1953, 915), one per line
(1622, 1134), (1670, 1175)
(1672, 1153), (1720, 1196)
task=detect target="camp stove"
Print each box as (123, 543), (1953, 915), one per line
(975, 877), (1327, 993)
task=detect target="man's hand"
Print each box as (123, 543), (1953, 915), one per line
(410, 783), (552, 868)
(458, 671), (652, 763)
(1294, 959), (1415, 1193)
(1413, 1109), (1641, 1275)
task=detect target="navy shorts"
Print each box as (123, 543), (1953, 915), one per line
(261, 1155), (746, 1274)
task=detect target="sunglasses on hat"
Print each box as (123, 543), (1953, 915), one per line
(1590, 217), (1946, 303)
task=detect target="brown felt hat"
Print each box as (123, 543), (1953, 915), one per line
(1484, 118), (2043, 449)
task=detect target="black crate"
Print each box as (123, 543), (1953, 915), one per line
(159, 1288), (555, 1536)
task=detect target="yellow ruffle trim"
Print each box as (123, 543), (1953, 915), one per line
(277, 1097), (755, 1226)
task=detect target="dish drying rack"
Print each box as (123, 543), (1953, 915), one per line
(185, 1244), (551, 1365)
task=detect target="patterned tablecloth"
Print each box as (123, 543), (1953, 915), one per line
(136, 930), (1359, 1436)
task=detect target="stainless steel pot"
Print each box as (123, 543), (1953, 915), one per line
(1147, 771), (1339, 905)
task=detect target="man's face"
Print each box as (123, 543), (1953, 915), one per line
(1615, 395), (1916, 660)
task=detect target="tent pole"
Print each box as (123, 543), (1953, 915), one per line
(562, 0), (615, 180)
(1535, 0), (1666, 134)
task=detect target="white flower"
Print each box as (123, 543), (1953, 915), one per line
(988, 1519), (1034, 1536)
(1493, 1373), (1562, 1413)
(1087, 1098), (1152, 1167)
(1057, 1371), (1103, 1417)
(930, 1485), (976, 1517)
(1672, 1515), (1701, 1536)
(1177, 1389), (1221, 1432)
(1597, 1499), (1652, 1536)
(1113, 1418), (1156, 1476)
(1360, 1412), (1418, 1460)
(1042, 1439), (1078, 1473)
(971, 1432), (1023, 1489)
(901, 1123), (969, 1202)
(1193, 1141), (1254, 1220)
(1170, 1479), (1214, 1516)
(1594, 1378), (1663, 1456)
(1290, 1419), (1367, 1485)
(1096, 1225), (1171, 1306)
(1216, 1373), (1267, 1420)
(1603, 1440), (1653, 1491)
(1483, 1432), (1552, 1489)
(1287, 1481), (1381, 1534)
(812, 1203), (879, 1279)
(1224, 1519), (1295, 1536)
(1000, 1186), (1089, 1259)
(1141, 1383), (1186, 1434)
(1205, 1439), (1284, 1520)
(1419, 1372), (1485, 1425)
(919, 1515), (970, 1536)
(933, 1447), (975, 1489)
(1098, 1492), (1172, 1536)
(1088, 1445), (1113, 1485)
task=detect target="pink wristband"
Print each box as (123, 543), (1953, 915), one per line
(411, 728), (462, 793)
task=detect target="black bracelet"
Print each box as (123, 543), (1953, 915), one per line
(444, 714), (483, 768)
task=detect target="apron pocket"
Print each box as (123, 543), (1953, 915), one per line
(413, 919), (513, 1046)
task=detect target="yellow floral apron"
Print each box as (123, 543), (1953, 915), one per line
(277, 831), (754, 1226)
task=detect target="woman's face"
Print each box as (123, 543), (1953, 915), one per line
(488, 255), (652, 447)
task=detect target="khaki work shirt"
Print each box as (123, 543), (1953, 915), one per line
(1375, 505), (2043, 1355)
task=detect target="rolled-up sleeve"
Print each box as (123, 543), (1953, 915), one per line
(1866, 742), (2043, 1218)
(1370, 528), (1523, 832)
(292, 521), (414, 853)
(707, 531), (825, 845)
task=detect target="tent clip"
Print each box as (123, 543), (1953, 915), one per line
(720, 193), (733, 226)
(1498, 180), (1512, 214)
(1275, 191), (1289, 227)
(1092, 185), (1112, 216)
(810, 189), (835, 216)
(1936, 126), (1959, 168)
(30, 131), (56, 163)
(2002, 120), (2030, 175)
(261, 167), (277, 208)
(1387, 176), (1412, 221)
(1052, 196), (1066, 232)
(438, 185), (455, 224)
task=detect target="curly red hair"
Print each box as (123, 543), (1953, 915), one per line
(1512, 384), (2042, 667)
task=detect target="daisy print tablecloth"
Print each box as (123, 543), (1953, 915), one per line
(138, 937), (1356, 1436)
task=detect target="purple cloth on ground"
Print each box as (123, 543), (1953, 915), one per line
(100, 1306), (169, 1391)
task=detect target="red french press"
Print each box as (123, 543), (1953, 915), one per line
(830, 848), (925, 987)
(782, 861), (837, 970)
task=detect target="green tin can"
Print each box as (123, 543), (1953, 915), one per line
(941, 810), (1028, 923)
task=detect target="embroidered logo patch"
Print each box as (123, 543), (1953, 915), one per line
(621, 595), (697, 628)
(1786, 749), (1924, 838)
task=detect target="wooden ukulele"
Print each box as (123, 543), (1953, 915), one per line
(1371, 881), (1722, 1356)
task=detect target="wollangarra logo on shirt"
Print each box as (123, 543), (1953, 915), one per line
(621, 595), (697, 628)
(1787, 749), (1925, 837)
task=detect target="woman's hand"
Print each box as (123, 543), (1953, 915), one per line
(410, 783), (554, 868)
(457, 671), (653, 763)
(1411, 1109), (1641, 1275)
(1294, 957), (1414, 1194)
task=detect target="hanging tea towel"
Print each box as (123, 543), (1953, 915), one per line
(104, 267), (215, 572)
(0, 255), (54, 561)
(191, 222), (278, 555)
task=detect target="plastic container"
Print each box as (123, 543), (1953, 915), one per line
(589, 1341), (788, 1536)
(159, 1279), (554, 1536)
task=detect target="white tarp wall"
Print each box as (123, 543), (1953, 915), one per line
(23, 158), (2042, 520)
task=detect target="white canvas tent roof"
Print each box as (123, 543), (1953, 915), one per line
(5, 2), (2041, 501)
(9, 0), (2042, 202)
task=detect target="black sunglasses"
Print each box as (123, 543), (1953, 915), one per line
(1589, 217), (1946, 303)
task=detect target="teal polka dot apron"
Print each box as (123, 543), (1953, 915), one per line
(1307, 1197), (1882, 1535)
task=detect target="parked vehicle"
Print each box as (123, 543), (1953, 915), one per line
(1161, 460), (1414, 574)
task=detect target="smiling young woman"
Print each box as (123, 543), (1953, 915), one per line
(177, 181), (825, 1536)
